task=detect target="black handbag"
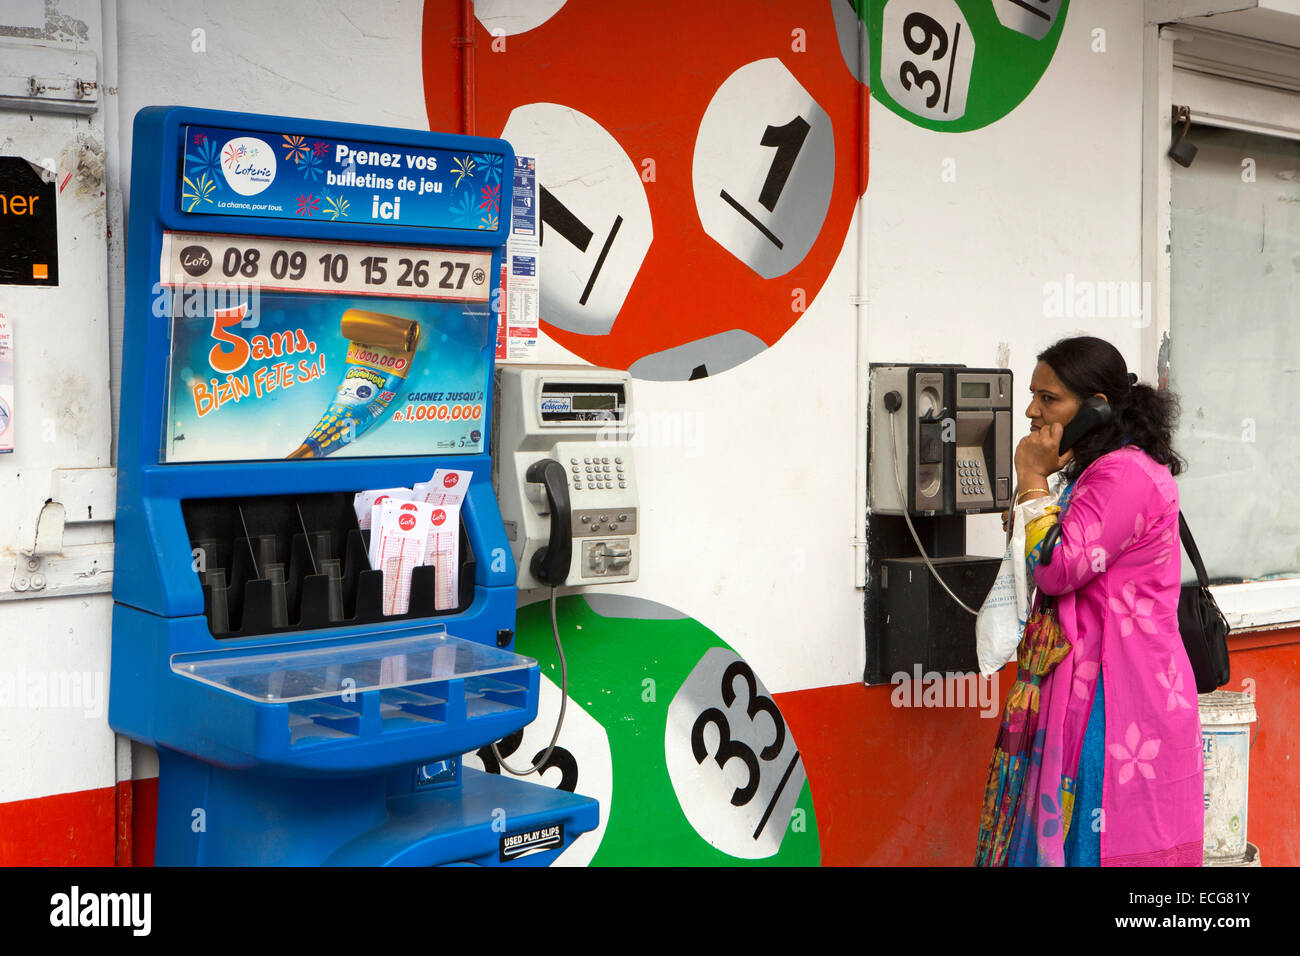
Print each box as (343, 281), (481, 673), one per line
(1177, 513), (1231, 694)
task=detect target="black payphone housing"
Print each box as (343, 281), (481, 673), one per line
(864, 364), (1014, 684)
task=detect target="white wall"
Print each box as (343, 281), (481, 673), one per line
(866, 0), (1149, 563)
(0, 0), (117, 804)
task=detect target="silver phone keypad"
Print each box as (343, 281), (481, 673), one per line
(957, 457), (987, 496)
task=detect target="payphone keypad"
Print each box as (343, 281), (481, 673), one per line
(570, 456), (629, 492)
(957, 457), (987, 498)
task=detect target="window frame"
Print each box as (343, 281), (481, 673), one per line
(1143, 22), (1300, 630)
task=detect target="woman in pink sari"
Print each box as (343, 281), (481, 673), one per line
(977, 336), (1203, 867)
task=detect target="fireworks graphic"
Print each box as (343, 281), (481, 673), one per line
(298, 150), (323, 181)
(296, 193), (320, 217)
(311, 140), (330, 157)
(480, 211), (499, 231)
(185, 139), (223, 190)
(450, 190), (476, 222)
(282, 135), (310, 165)
(324, 194), (350, 220)
(451, 155), (476, 188)
(193, 132), (208, 147)
(472, 152), (503, 184)
(222, 142), (246, 169)
(478, 182), (500, 213)
(182, 173), (217, 212)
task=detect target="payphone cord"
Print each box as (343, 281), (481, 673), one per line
(887, 411), (979, 616)
(489, 586), (569, 775)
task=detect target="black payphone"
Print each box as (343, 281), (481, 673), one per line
(864, 364), (1014, 683)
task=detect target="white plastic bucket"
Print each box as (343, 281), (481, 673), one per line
(1200, 690), (1257, 863)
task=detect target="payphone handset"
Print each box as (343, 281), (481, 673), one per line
(868, 365), (1013, 516)
(493, 366), (638, 589)
(1036, 397), (1113, 568)
(1057, 395), (1113, 456)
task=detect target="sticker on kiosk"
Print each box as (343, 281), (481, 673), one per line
(179, 124), (505, 231)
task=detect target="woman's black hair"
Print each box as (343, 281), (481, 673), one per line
(1036, 336), (1184, 479)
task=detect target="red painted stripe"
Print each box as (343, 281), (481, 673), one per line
(132, 777), (158, 868)
(774, 629), (1300, 866)
(115, 779), (133, 867)
(1229, 627), (1300, 653)
(5, 627), (1297, 868)
(775, 674), (1013, 866)
(0, 787), (115, 866)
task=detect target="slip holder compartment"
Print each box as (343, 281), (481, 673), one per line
(184, 493), (477, 639)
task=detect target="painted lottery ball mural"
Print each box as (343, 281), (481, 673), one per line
(423, 0), (867, 380)
(462, 594), (820, 866)
(869, 0), (1069, 132)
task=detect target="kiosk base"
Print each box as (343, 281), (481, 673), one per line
(155, 751), (599, 866)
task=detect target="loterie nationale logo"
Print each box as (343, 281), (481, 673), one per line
(220, 136), (276, 196)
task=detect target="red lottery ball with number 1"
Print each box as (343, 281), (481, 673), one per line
(423, 0), (867, 380)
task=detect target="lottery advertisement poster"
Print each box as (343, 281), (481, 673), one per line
(160, 231), (493, 463)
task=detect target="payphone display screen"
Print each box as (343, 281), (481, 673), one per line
(159, 231), (494, 462)
(539, 383), (626, 422)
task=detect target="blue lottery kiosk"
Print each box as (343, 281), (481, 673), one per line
(110, 107), (598, 865)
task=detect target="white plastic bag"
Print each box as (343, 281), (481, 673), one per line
(975, 477), (1065, 675)
(975, 516), (1031, 675)
(975, 508), (1029, 676)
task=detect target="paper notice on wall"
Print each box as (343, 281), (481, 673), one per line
(371, 499), (434, 616)
(497, 156), (540, 363)
(0, 312), (12, 453)
(419, 468), (472, 610)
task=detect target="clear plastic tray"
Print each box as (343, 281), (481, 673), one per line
(171, 627), (536, 703)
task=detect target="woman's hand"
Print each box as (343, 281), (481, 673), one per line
(1016, 422), (1073, 483)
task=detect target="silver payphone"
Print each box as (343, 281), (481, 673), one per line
(868, 365), (1013, 515)
(493, 365), (639, 589)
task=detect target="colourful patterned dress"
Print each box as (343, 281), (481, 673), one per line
(977, 447), (1203, 867)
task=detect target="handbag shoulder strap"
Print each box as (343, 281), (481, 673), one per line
(1178, 511), (1211, 588)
